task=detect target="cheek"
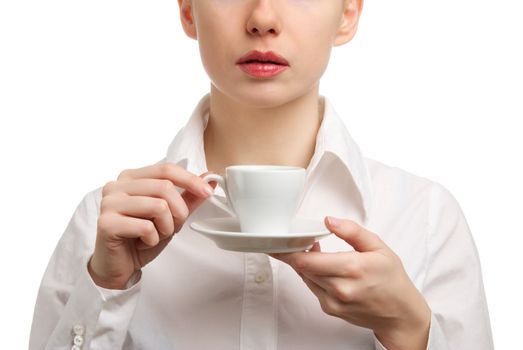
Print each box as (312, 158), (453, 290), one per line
(196, 15), (235, 70)
(290, 21), (335, 75)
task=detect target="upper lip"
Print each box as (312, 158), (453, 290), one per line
(236, 50), (290, 66)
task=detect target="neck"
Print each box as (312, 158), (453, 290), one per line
(204, 84), (324, 176)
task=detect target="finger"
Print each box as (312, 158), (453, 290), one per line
(181, 172), (218, 214)
(103, 178), (192, 223)
(301, 272), (352, 298)
(136, 232), (174, 250)
(302, 274), (353, 319)
(309, 241), (321, 252)
(325, 216), (384, 252)
(274, 251), (363, 277)
(301, 273), (327, 299)
(116, 163), (214, 198)
(104, 194), (175, 238)
(301, 274), (345, 316)
(98, 212), (160, 247)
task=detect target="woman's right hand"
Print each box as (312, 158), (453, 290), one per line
(88, 163), (216, 290)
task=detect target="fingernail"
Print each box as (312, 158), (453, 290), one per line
(327, 216), (341, 228)
(203, 184), (214, 196)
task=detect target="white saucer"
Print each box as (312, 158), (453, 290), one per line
(189, 217), (331, 253)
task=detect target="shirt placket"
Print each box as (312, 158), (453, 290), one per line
(240, 253), (276, 350)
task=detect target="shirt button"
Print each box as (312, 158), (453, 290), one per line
(254, 271), (268, 284)
(73, 324), (85, 336)
(73, 335), (84, 346)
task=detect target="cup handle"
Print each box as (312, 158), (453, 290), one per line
(202, 174), (236, 218)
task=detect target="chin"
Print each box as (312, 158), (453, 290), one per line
(237, 92), (291, 109)
(217, 82), (311, 109)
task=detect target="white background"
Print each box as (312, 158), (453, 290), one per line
(1, 0), (521, 348)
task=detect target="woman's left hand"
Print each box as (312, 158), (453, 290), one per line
(270, 216), (432, 350)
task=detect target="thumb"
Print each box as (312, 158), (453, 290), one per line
(325, 216), (384, 252)
(181, 172), (217, 215)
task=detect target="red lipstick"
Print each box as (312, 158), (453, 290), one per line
(236, 50), (290, 79)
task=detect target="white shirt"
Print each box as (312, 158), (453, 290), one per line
(29, 94), (494, 350)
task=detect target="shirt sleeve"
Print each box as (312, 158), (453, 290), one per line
(419, 183), (494, 349)
(28, 189), (142, 350)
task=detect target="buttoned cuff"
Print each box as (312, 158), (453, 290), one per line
(45, 258), (142, 350)
(373, 312), (450, 350)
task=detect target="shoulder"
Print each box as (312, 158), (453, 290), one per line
(365, 157), (453, 199)
(366, 157), (434, 188)
(364, 157), (462, 220)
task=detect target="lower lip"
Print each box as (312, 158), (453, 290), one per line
(237, 63), (289, 78)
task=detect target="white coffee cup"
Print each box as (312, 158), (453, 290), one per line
(203, 165), (306, 234)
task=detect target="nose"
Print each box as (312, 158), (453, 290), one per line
(246, 0), (281, 37)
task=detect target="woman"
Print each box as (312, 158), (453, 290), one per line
(29, 1), (493, 349)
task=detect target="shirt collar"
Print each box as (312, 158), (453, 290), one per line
(164, 93), (373, 220)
